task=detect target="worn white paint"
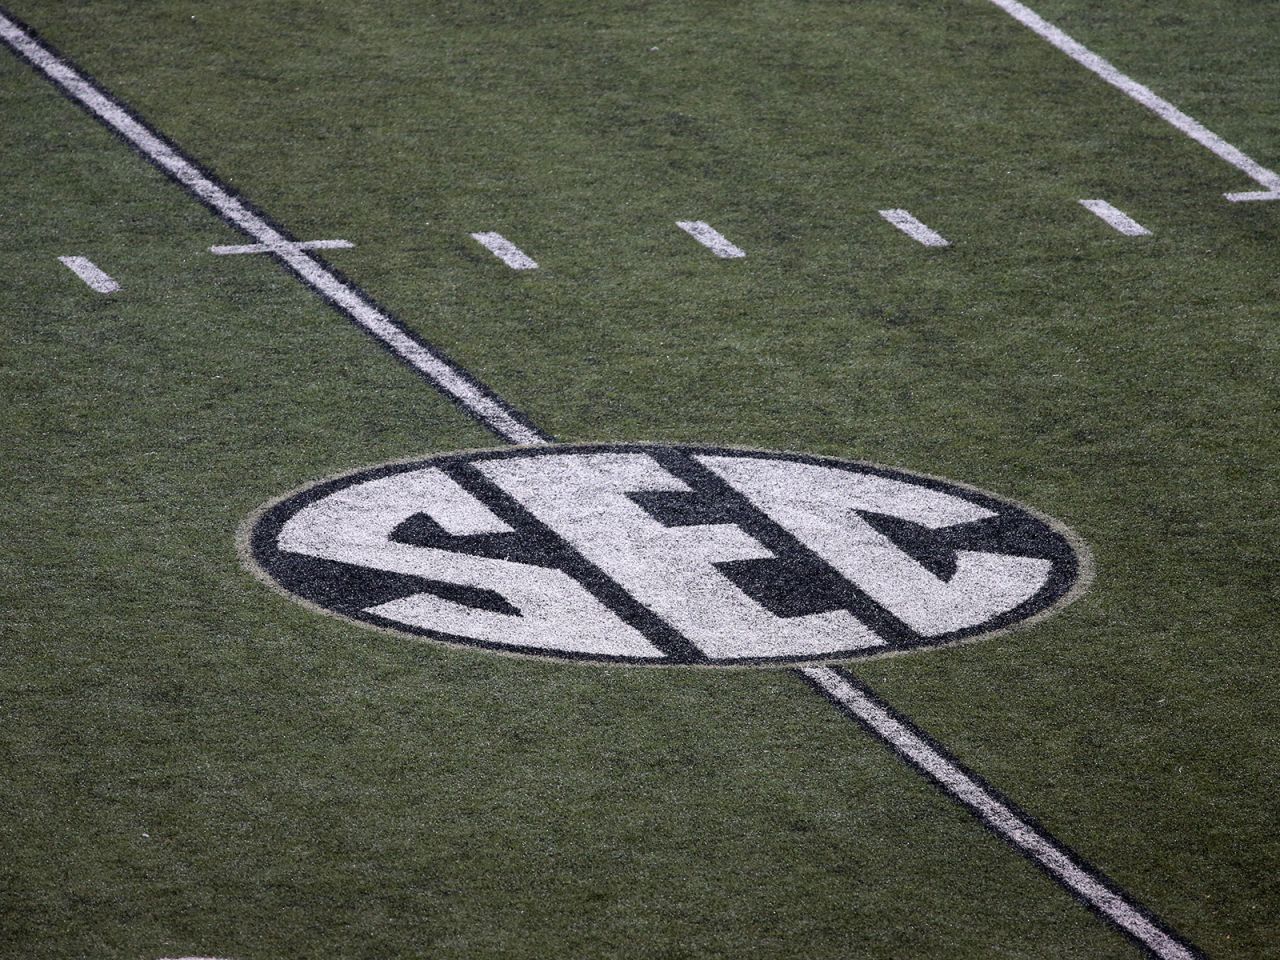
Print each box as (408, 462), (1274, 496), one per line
(210, 239), (354, 255)
(877, 209), (950, 247)
(57, 255), (119, 292)
(801, 666), (1199, 960)
(1223, 188), (1280, 203)
(479, 452), (883, 659)
(987, 0), (1280, 202)
(470, 232), (539, 270)
(0, 11), (544, 445)
(277, 467), (661, 657)
(675, 221), (746, 258)
(1078, 200), (1151, 236)
(701, 455), (1051, 636)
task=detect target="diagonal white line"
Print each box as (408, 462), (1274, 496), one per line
(470, 232), (539, 270)
(676, 221), (746, 258)
(0, 10), (547, 445)
(801, 667), (1201, 960)
(1079, 199), (1151, 237)
(878, 209), (950, 247)
(986, 0), (1280, 202)
(58, 255), (119, 292)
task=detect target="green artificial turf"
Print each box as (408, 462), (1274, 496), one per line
(1, 1), (1277, 958)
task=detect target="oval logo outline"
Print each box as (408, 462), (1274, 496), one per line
(241, 444), (1090, 667)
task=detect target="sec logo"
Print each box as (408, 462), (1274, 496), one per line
(243, 445), (1086, 665)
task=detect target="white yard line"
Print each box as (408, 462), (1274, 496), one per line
(210, 239), (354, 256)
(676, 221), (746, 258)
(470, 232), (539, 270)
(801, 667), (1201, 960)
(1078, 199), (1151, 236)
(878, 209), (950, 248)
(0, 10), (1201, 957)
(58, 255), (119, 292)
(0, 10), (546, 446)
(986, 0), (1280, 202)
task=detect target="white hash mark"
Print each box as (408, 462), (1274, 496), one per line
(58, 255), (119, 292)
(878, 209), (950, 247)
(675, 221), (746, 258)
(470, 232), (538, 270)
(1079, 200), (1151, 236)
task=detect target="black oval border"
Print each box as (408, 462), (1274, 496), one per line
(239, 443), (1092, 668)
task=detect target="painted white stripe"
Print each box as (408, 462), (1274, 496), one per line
(675, 221), (746, 259)
(58, 255), (119, 292)
(986, 0), (1280, 203)
(470, 232), (538, 270)
(801, 666), (1199, 960)
(1078, 200), (1151, 237)
(0, 11), (545, 446)
(1222, 188), (1280, 203)
(878, 209), (950, 248)
(210, 238), (354, 255)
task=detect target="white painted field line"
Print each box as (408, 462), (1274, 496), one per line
(58, 255), (119, 292)
(986, 0), (1280, 203)
(0, 10), (546, 446)
(676, 221), (746, 259)
(1079, 200), (1151, 237)
(1224, 189), (1280, 203)
(470, 232), (538, 270)
(801, 667), (1201, 960)
(211, 238), (353, 256)
(878, 209), (950, 248)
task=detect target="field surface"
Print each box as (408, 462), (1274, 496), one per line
(1, 2), (1277, 958)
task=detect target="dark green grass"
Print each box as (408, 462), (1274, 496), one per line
(2, 1), (1277, 957)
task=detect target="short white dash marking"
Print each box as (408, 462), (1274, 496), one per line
(1078, 200), (1151, 237)
(470, 232), (538, 270)
(878, 209), (950, 248)
(1222, 189), (1280, 203)
(58, 255), (119, 292)
(801, 667), (1200, 960)
(675, 221), (746, 259)
(210, 238), (354, 256)
(986, 0), (1280, 202)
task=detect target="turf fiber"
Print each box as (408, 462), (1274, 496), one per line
(1, 1), (1277, 958)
